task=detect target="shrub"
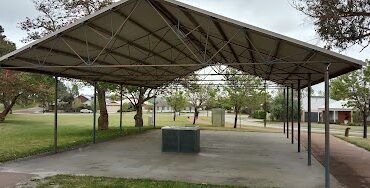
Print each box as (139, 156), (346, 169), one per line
(269, 92), (300, 121)
(347, 122), (361, 126)
(117, 102), (135, 112)
(252, 110), (266, 119)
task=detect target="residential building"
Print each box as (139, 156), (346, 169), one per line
(301, 96), (354, 124)
(72, 95), (91, 109)
(317, 100), (353, 124)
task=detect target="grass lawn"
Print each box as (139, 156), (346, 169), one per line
(289, 120), (365, 132)
(336, 135), (370, 151)
(0, 112), (280, 163)
(0, 103), (38, 112)
(0, 112), (197, 162)
(35, 175), (242, 188)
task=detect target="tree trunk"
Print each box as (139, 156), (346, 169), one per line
(97, 87), (109, 130)
(0, 94), (20, 123)
(134, 89), (146, 127)
(173, 110), (176, 121)
(234, 110), (238, 128)
(363, 111), (368, 138)
(135, 103), (143, 127)
(193, 107), (199, 125)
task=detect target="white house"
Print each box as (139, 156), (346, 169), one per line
(301, 96), (354, 124)
(317, 100), (354, 124)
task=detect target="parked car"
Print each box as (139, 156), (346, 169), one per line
(80, 109), (93, 113)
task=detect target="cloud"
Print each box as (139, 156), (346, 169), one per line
(0, 0), (37, 47)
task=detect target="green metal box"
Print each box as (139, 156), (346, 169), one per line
(161, 126), (200, 153)
(212, 108), (225, 127)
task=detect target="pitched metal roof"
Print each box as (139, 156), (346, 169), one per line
(0, 0), (364, 89)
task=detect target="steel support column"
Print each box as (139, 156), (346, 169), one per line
(264, 81), (267, 128)
(291, 84), (294, 144)
(283, 88), (286, 134)
(93, 82), (97, 144)
(119, 84), (123, 135)
(298, 80), (301, 152)
(153, 95), (156, 128)
(54, 76), (58, 154)
(324, 65), (330, 188)
(364, 68), (368, 138)
(308, 74), (312, 166)
(286, 86), (289, 139)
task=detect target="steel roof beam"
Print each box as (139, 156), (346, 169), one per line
(60, 35), (177, 76)
(38, 38), (153, 77)
(267, 39), (281, 80)
(15, 57), (118, 80)
(181, 10), (228, 64)
(113, 10), (199, 64)
(150, 0), (220, 65)
(87, 23), (191, 72)
(283, 50), (317, 84)
(244, 29), (258, 75)
(213, 20), (244, 71)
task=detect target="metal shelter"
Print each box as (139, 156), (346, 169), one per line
(0, 0), (365, 187)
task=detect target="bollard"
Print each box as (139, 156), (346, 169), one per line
(345, 127), (351, 137)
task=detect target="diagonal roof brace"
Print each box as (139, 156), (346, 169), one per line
(0, 0), (363, 89)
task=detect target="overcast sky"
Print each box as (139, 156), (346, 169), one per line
(0, 0), (368, 94)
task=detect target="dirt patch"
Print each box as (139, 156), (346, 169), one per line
(0, 172), (36, 188)
(300, 133), (370, 188)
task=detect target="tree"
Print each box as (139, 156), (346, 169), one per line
(0, 25), (54, 122)
(330, 62), (370, 138)
(293, 0), (370, 50)
(218, 96), (233, 111)
(0, 70), (55, 122)
(166, 91), (187, 121)
(188, 86), (209, 125)
(0, 26), (15, 56)
(294, 0), (370, 137)
(224, 68), (264, 128)
(0, 25), (17, 113)
(70, 84), (79, 98)
(20, 0), (114, 130)
(204, 86), (220, 110)
(123, 86), (160, 127)
(270, 89), (300, 121)
(181, 75), (210, 125)
(19, 0), (113, 42)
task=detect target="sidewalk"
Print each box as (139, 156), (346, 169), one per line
(300, 133), (370, 188)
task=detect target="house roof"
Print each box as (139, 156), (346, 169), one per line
(301, 96), (354, 112)
(76, 95), (90, 103)
(0, 0), (363, 89)
(318, 100), (354, 111)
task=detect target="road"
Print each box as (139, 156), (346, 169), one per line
(224, 113), (364, 136)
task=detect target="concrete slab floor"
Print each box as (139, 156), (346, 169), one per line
(0, 130), (343, 188)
